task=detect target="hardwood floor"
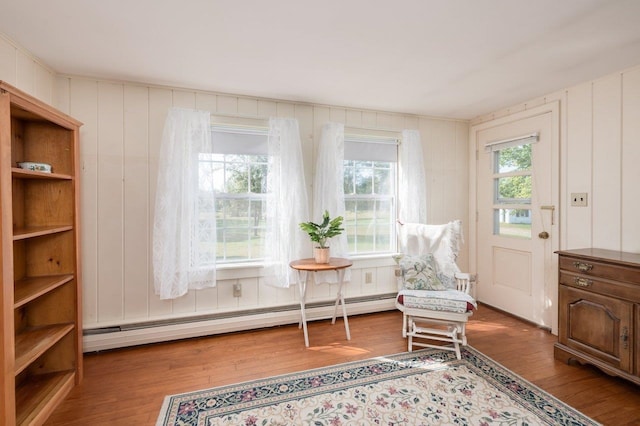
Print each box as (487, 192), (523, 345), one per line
(45, 304), (639, 425)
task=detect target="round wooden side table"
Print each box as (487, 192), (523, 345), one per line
(289, 257), (353, 347)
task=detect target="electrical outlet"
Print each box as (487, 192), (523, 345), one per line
(365, 271), (373, 284)
(233, 282), (242, 297)
(571, 192), (588, 207)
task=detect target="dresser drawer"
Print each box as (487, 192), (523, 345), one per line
(559, 271), (640, 302)
(559, 255), (640, 285)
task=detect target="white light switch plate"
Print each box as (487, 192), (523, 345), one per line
(571, 192), (588, 207)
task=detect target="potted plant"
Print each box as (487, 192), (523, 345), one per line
(299, 210), (344, 263)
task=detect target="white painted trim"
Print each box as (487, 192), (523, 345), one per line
(83, 298), (397, 352)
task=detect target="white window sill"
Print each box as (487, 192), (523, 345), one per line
(216, 261), (264, 271)
(214, 253), (396, 278)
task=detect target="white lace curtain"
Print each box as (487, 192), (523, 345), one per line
(153, 108), (216, 300)
(398, 129), (427, 224)
(313, 122), (350, 283)
(263, 118), (309, 288)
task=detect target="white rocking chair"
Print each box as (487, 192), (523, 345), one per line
(394, 220), (476, 360)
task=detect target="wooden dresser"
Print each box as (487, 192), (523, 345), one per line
(555, 248), (640, 385)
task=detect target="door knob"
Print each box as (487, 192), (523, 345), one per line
(538, 231), (549, 239)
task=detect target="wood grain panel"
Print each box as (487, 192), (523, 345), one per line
(23, 180), (74, 227)
(455, 121), (469, 271)
(0, 37), (55, 105)
(345, 110), (362, 128)
(0, 36), (17, 85)
(592, 74), (622, 250)
(237, 277), (258, 308)
(69, 79), (99, 325)
(420, 117), (439, 222)
(147, 88), (173, 318)
(403, 115), (419, 130)
(35, 66), (53, 105)
(377, 267), (396, 293)
(123, 85), (150, 319)
(362, 111), (376, 129)
(15, 50), (35, 96)
(96, 82), (125, 322)
(391, 114), (404, 131)
(238, 98), (258, 116)
(329, 107), (346, 123)
(171, 90), (195, 109)
(22, 122), (73, 175)
(195, 92), (217, 112)
(276, 102), (295, 117)
(54, 77), (71, 115)
(216, 280), (236, 310)
(376, 112), (392, 129)
(439, 121), (458, 223)
(565, 83), (593, 249)
(621, 68), (640, 253)
(217, 95), (237, 114)
(257, 99), (277, 118)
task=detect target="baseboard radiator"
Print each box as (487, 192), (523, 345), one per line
(83, 293), (397, 352)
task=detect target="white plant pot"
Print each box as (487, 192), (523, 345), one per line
(314, 247), (330, 264)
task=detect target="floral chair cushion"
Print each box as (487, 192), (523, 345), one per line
(394, 254), (448, 291)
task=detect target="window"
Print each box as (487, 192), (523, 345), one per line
(199, 125), (269, 264)
(491, 141), (533, 239)
(343, 136), (398, 255)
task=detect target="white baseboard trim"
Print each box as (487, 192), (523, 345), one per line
(83, 298), (397, 352)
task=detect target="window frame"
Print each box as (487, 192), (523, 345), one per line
(200, 122), (270, 266)
(490, 141), (534, 239)
(343, 134), (399, 257)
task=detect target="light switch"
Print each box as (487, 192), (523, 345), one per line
(571, 193), (588, 207)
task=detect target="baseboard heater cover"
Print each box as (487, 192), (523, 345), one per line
(83, 294), (397, 352)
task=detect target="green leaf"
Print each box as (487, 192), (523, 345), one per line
(299, 211), (344, 248)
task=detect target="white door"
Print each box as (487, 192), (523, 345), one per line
(475, 106), (558, 330)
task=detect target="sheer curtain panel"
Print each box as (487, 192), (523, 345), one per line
(314, 122), (350, 283)
(399, 129), (427, 224)
(263, 118), (309, 288)
(153, 108), (216, 299)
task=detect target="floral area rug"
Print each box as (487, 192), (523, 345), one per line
(156, 346), (598, 425)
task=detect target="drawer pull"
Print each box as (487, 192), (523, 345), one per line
(574, 277), (593, 287)
(572, 261), (593, 272)
(621, 327), (629, 350)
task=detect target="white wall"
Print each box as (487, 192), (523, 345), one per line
(6, 26), (639, 346)
(471, 64), (640, 255)
(51, 76), (469, 331)
(0, 33), (56, 104)
(0, 31), (469, 339)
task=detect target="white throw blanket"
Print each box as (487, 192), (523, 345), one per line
(397, 220), (463, 282)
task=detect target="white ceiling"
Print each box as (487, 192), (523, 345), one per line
(2, 0), (640, 119)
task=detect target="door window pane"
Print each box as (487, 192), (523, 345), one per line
(492, 141), (533, 239)
(495, 144), (531, 173)
(494, 208), (532, 238)
(495, 176), (532, 204)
